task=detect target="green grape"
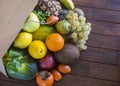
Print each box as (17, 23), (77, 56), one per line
(73, 13), (78, 19)
(86, 22), (91, 27)
(82, 25), (89, 31)
(78, 39), (86, 44)
(76, 26), (82, 32)
(82, 36), (88, 40)
(71, 32), (77, 39)
(66, 10), (92, 51)
(78, 32), (84, 38)
(73, 38), (78, 43)
(66, 14), (72, 19)
(74, 21), (80, 26)
(88, 27), (92, 31)
(69, 10), (74, 14)
(79, 44), (87, 51)
(72, 25), (77, 30)
(83, 30), (90, 36)
(79, 16), (86, 22)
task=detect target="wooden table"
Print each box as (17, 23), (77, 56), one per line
(0, 0), (120, 86)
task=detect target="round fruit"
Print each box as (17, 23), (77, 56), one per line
(33, 25), (56, 41)
(58, 64), (71, 74)
(38, 52), (55, 70)
(13, 32), (32, 49)
(28, 40), (47, 59)
(51, 69), (62, 81)
(46, 15), (59, 25)
(45, 33), (64, 52)
(36, 71), (54, 86)
(55, 20), (70, 35)
(74, 8), (84, 16)
(23, 12), (40, 33)
(54, 43), (80, 64)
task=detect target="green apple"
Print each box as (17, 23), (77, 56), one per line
(22, 12), (40, 33)
(55, 20), (70, 35)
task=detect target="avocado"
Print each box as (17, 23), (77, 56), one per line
(54, 43), (80, 64)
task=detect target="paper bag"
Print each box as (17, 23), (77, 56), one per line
(0, 0), (38, 77)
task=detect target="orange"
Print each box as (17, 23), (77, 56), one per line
(45, 33), (64, 52)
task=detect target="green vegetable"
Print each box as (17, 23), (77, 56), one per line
(33, 10), (51, 24)
(3, 48), (38, 80)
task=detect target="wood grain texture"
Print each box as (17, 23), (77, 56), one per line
(80, 46), (120, 65)
(87, 33), (120, 50)
(54, 75), (120, 86)
(0, 73), (37, 85)
(70, 60), (120, 81)
(76, 6), (120, 23)
(90, 20), (120, 36)
(74, 0), (120, 11)
(0, 0), (120, 86)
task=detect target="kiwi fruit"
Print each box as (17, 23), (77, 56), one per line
(54, 43), (80, 64)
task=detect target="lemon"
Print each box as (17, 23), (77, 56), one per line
(28, 40), (47, 59)
(13, 32), (32, 49)
(33, 25), (56, 41)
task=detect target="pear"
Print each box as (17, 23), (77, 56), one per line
(23, 12), (40, 33)
(60, 0), (74, 10)
(55, 20), (70, 35)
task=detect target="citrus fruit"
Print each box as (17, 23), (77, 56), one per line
(33, 25), (56, 41)
(13, 32), (32, 49)
(22, 12), (40, 33)
(45, 33), (64, 52)
(28, 40), (47, 59)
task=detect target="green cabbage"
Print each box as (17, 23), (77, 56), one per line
(3, 48), (38, 80)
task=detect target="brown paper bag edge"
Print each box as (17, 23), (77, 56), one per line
(0, 0), (38, 77)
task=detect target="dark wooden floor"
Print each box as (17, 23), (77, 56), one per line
(0, 0), (120, 86)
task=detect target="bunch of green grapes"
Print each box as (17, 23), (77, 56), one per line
(66, 10), (92, 51)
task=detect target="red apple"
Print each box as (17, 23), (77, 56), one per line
(38, 52), (55, 70)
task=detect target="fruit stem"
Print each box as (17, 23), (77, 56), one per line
(40, 71), (50, 80)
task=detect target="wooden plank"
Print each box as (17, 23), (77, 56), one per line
(80, 46), (120, 65)
(1, 74), (120, 86)
(0, 80), (37, 86)
(76, 6), (120, 23)
(70, 60), (120, 81)
(87, 33), (120, 50)
(90, 20), (120, 36)
(74, 0), (120, 11)
(0, 73), (37, 85)
(54, 75), (120, 86)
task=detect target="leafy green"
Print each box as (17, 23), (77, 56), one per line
(33, 10), (51, 24)
(3, 48), (38, 80)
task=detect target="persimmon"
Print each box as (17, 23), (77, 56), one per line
(46, 15), (59, 25)
(51, 69), (62, 81)
(36, 71), (54, 86)
(58, 64), (71, 74)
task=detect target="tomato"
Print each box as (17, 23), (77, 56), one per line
(46, 15), (59, 25)
(36, 71), (54, 86)
(51, 69), (62, 81)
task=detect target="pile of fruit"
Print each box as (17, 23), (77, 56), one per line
(3, 0), (92, 86)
